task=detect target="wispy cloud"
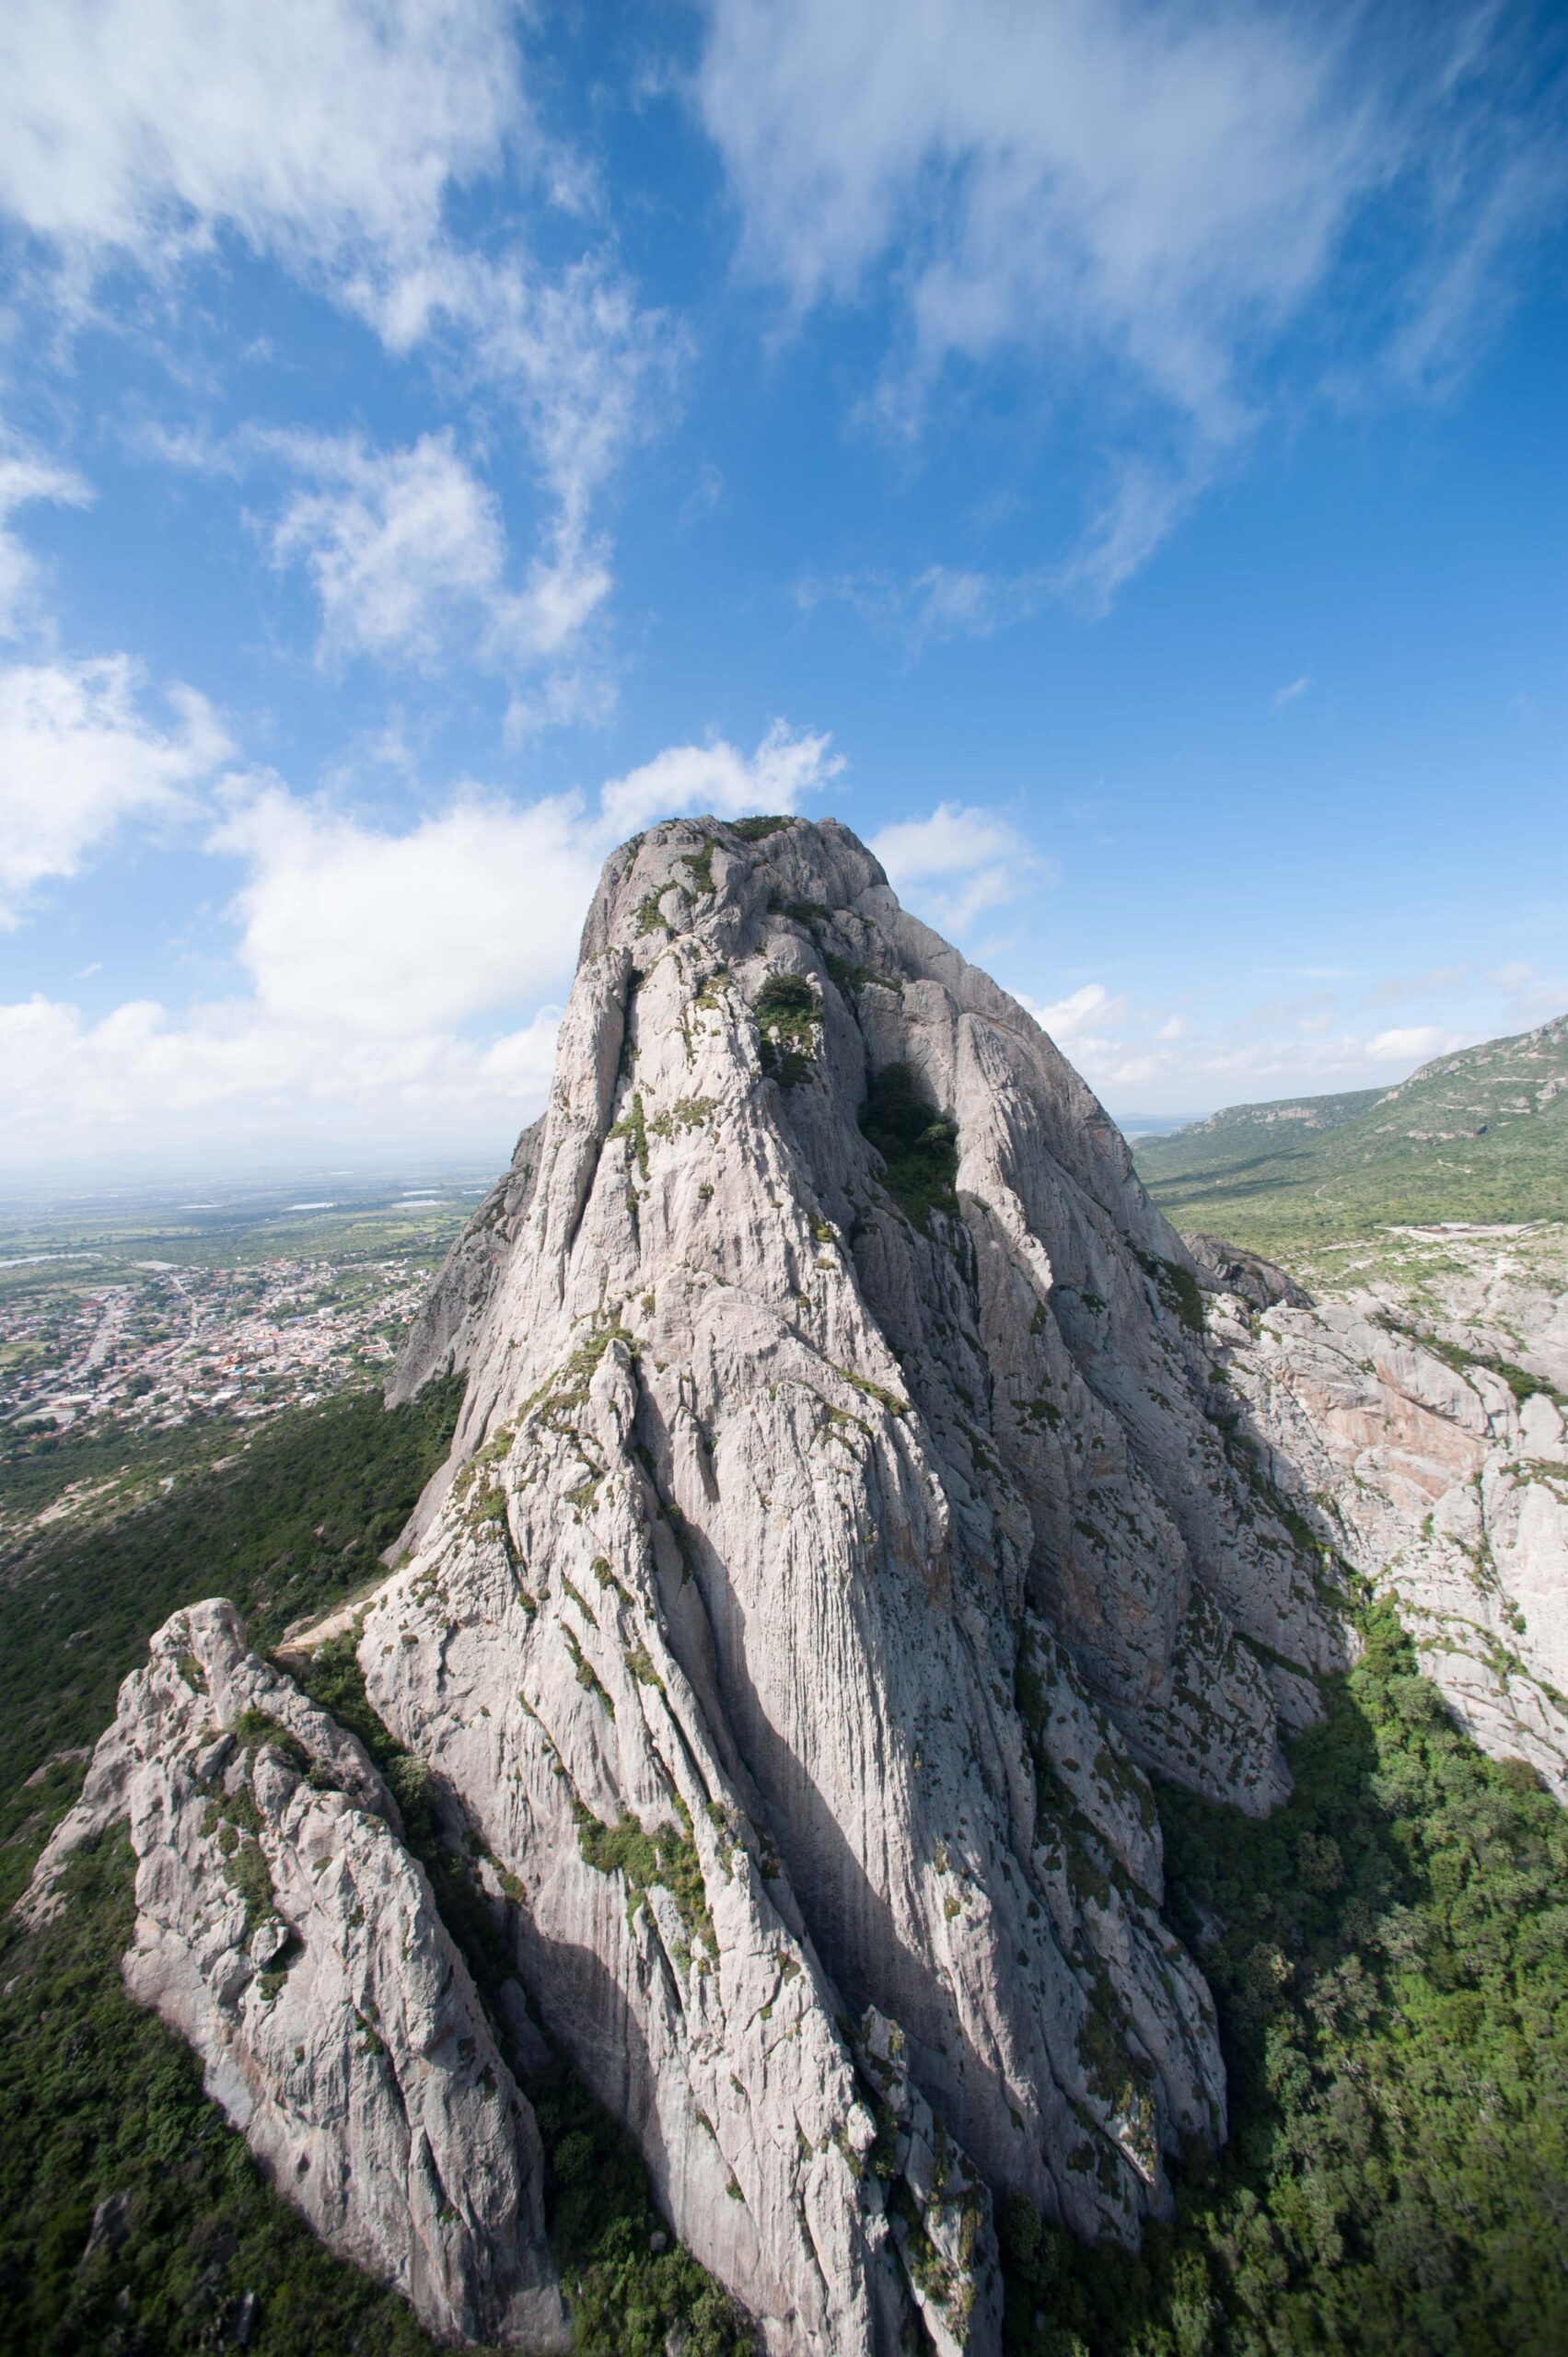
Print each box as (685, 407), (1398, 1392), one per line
(260, 425), (621, 709)
(0, 655), (230, 924)
(266, 431), (528, 670)
(598, 720), (841, 840)
(0, 447), (92, 634)
(1273, 675), (1311, 708)
(1020, 982), (1132, 1042)
(1364, 963), (1469, 1008)
(0, 0), (525, 296)
(870, 801), (1046, 935)
(796, 563), (1047, 652)
(699, 0), (1562, 602)
(1364, 1024), (1467, 1063)
(0, 0), (677, 721)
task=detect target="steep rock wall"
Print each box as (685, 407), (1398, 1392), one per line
(359, 816), (1342, 2353)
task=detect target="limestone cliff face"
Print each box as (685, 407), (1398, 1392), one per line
(28, 818), (1564, 2352)
(389, 1116), (543, 1410)
(353, 815), (1342, 2353)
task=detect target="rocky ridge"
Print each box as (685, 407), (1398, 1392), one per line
(364, 814), (1344, 2351)
(1212, 1226), (1568, 1797)
(28, 816), (1566, 2354)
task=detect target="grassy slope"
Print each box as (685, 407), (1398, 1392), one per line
(1133, 1016), (1568, 1253)
(0, 1386), (745, 2357)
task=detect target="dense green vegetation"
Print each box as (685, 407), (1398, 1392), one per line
(859, 1062), (960, 1231)
(1001, 1602), (1568, 2355)
(1, 1411), (256, 1550)
(1133, 1015), (1568, 1250)
(753, 971), (820, 1085)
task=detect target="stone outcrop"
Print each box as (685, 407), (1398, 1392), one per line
(389, 1118), (543, 1411)
(332, 814), (1346, 2352)
(42, 817), (1562, 2353)
(25, 1599), (564, 2351)
(1213, 1230), (1568, 1798)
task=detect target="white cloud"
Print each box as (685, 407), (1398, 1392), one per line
(1273, 675), (1311, 708)
(0, 0), (523, 289)
(0, 989), (563, 1164)
(368, 251), (680, 717)
(0, 3), (675, 714)
(1020, 982), (1128, 1043)
(269, 432), (508, 666)
(0, 655), (230, 923)
(872, 803), (1022, 881)
(598, 720), (842, 840)
(0, 715), (844, 1164)
(212, 785), (598, 1039)
(264, 428), (609, 677)
(870, 801), (1041, 935)
(1365, 1025), (1465, 1064)
(698, 0), (1556, 595)
(0, 449), (92, 633)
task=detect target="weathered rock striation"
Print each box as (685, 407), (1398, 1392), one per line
(359, 815), (1346, 2351)
(49, 817), (1562, 2353)
(25, 1599), (565, 2351)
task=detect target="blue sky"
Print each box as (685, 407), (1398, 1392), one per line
(0, 0), (1564, 1173)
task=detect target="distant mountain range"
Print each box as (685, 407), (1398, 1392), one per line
(1132, 1013), (1568, 1248)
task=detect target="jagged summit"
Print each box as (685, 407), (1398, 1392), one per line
(62, 811), (1539, 2357)
(360, 811), (1342, 2350)
(27, 813), (1568, 2354)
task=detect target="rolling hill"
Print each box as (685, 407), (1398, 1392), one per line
(1132, 1013), (1568, 1251)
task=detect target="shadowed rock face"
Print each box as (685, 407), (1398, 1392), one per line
(367, 816), (1342, 2353)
